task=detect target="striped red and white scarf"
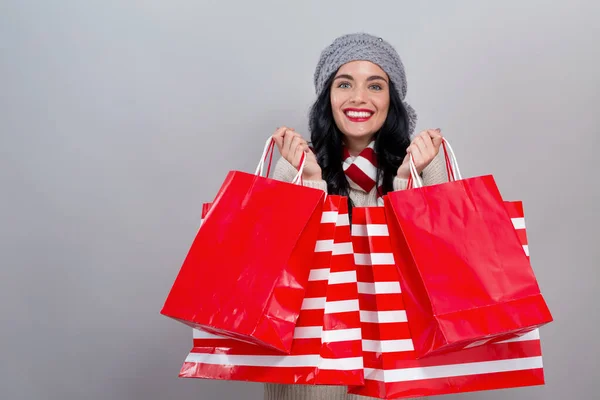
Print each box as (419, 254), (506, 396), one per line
(342, 141), (384, 206)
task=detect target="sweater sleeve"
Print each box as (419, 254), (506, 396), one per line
(393, 176), (409, 191)
(272, 157), (328, 192)
(422, 147), (450, 186)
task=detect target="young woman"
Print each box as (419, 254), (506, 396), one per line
(272, 33), (447, 210)
(267, 33), (447, 400)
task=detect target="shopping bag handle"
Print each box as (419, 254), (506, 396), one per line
(408, 138), (462, 188)
(255, 137), (306, 185)
(255, 137), (275, 177)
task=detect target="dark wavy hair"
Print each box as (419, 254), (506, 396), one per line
(308, 71), (412, 213)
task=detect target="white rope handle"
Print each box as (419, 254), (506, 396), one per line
(408, 137), (462, 187)
(291, 152), (307, 185)
(254, 136), (306, 186)
(408, 154), (424, 188)
(441, 138), (463, 181)
(254, 137), (274, 177)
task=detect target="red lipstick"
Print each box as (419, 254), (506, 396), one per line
(343, 108), (374, 122)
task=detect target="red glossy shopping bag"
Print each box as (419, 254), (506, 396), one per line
(161, 138), (325, 354)
(348, 206), (546, 399)
(179, 196), (364, 385)
(384, 140), (552, 358)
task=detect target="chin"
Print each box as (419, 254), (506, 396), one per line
(342, 130), (377, 140)
(340, 124), (381, 139)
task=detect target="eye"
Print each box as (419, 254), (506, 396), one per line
(369, 84), (383, 91)
(337, 81), (351, 89)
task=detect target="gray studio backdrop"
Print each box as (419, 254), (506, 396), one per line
(1, 1), (598, 399)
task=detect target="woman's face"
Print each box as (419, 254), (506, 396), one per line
(330, 60), (390, 144)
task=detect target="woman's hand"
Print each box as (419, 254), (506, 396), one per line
(397, 129), (443, 180)
(272, 126), (322, 181)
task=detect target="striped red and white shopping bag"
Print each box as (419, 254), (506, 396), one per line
(178, 195), (364, 385)
(348, 205), (545, 399)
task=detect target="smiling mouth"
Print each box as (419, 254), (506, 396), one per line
(344, 109), (374, 122)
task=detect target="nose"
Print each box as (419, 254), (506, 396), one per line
(349, 86), (368, 105)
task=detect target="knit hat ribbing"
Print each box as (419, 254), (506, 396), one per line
(313, 33), (417, 135)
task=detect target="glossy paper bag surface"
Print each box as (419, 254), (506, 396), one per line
(179, 196), (364, 385)
(384, 176), (552, 358)
(348, 206), (545, 399)
(161, 171), (325, 353)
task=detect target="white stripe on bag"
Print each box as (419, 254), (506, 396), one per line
(523, 245), (530, 256)
(325, 299), (360, 314)
(322, 328), (362, 342)
(362, 339), (414, 353)
(365, 368), (385, 381)
(333, 242), (353, 255)
(321, 211), (338, 224)
(328, 270), (357, 284)
(301, 297), (326, 310)
(185, 353), (364, 369)
(308, 268), (330, 281)
(352, 224), (389, 237)
(360, 310), (407, 323)
(358, 281), (401, 294)
(292, 326), (540, 344)
(354, 253), (395, 266)
(315, 240), (334, 252)
(337, 213), (350, 227)
(320, 356), (364, 371)
(366, 356), (544, 383)
(186, 353), (320, 367)
(293, 326), (322, 339)
(512, 217), (526, 230)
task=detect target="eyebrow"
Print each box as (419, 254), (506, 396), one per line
(334, 74), (389, 83)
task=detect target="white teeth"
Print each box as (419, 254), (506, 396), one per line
(346, 111), (372, 118)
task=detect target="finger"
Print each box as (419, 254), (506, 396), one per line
(422, 128), (442, 147)
(426, 128), (442, 138)
(421, 131), (438, 156)
(429, 129), (443, 148)
(273, 126), (288, 138)
(407, 143), (422, 165)
(293, 142), (308, 168)
(292, 135), (305, 151)
(289, 135), (303, 163)
(289, 131), (306, 152)
(292, 138), (309, 168)
(413, 135), (429, 157)
(273, 126), (287, 135)
(421, 130), (435, 146)
(399, 153), (410, 172)
(282, 130), (297, 157)
(273, 126), (288, 152)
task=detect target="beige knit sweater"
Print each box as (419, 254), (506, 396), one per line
(264, 150), (449, 400)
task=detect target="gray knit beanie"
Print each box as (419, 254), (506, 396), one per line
(314, 32), (418, 136)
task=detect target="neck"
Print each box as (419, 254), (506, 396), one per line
(344, 135), (374, 156)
